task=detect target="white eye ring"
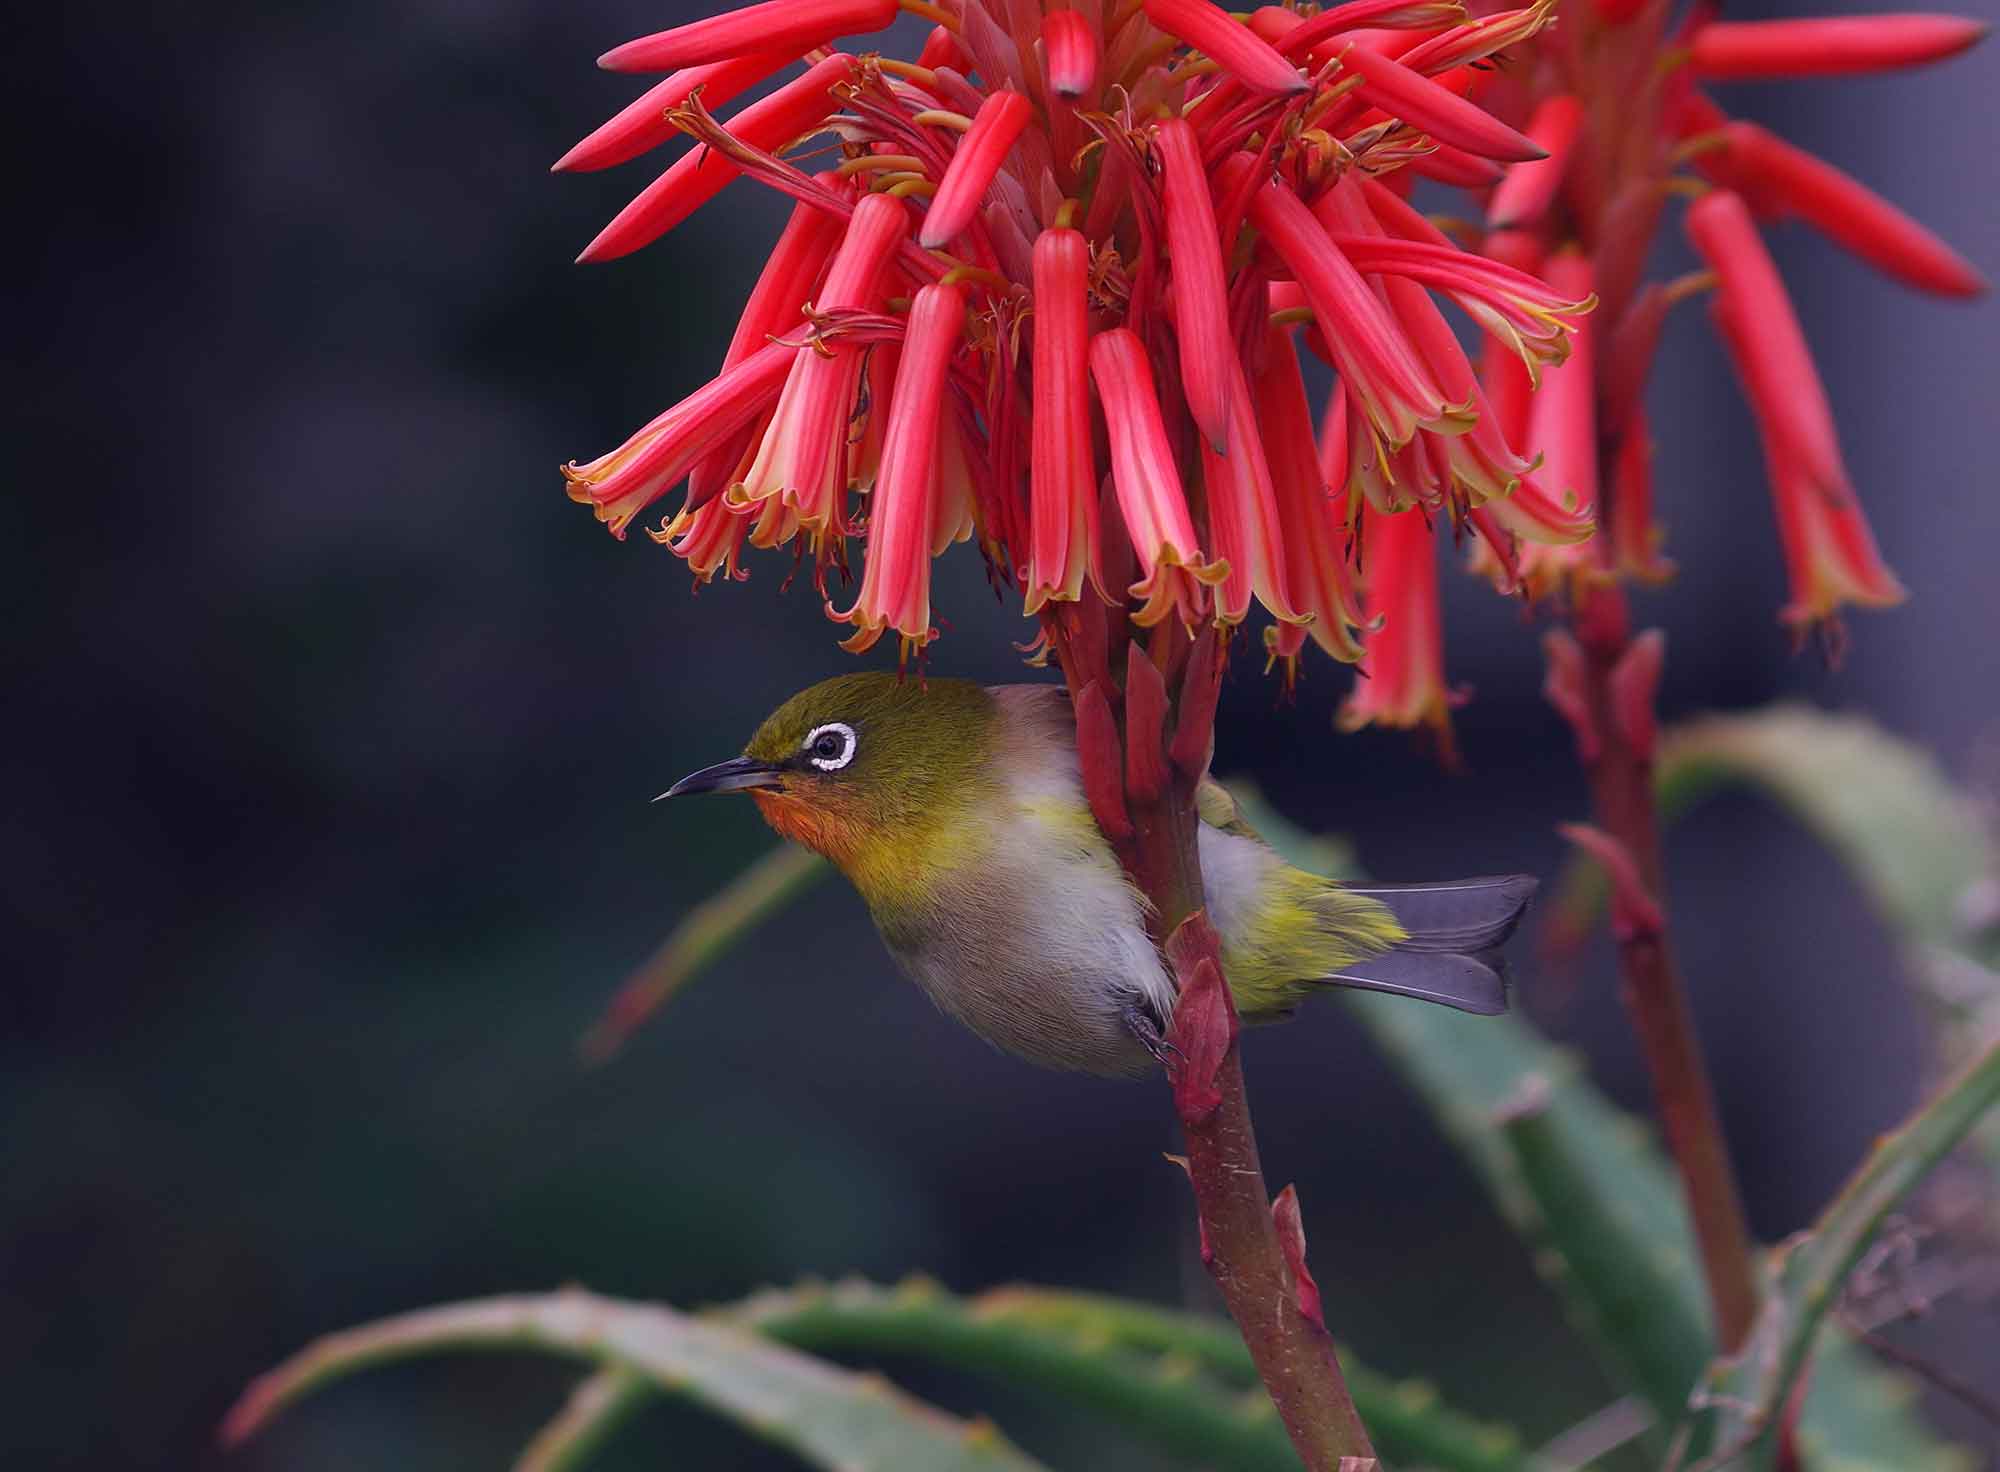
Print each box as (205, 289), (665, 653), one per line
(804, 721), (858, 772)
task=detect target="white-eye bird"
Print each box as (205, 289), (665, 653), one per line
(665, 673), (1535, 1076)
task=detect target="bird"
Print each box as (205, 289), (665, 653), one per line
(663, 672), (1536, 1076)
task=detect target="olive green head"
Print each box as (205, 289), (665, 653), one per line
(667, 673), (999, 868)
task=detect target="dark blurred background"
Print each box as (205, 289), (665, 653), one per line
(7, 1), (1996, 1467)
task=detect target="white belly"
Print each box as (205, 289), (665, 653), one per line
(884, 837), (1173, 1076)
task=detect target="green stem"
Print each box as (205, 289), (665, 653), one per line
(1704, 1037), (2000, 1469)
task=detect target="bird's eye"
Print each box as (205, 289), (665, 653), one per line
(803, 721), (857, 772)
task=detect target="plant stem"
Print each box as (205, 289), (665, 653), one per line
(1562, 583), (1760, 1352)
(1047, 606), (1380, 1470)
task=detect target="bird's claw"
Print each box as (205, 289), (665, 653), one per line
(1123, 999), (1182, 1067)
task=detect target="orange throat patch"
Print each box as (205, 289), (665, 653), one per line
(750, 790), (863, 868)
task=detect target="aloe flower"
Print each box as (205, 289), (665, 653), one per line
(1452, 0), (1985, 645)
(556, 0), (1591, 672)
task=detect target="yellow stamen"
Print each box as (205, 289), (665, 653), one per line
(910, 108), (976, 132)
(1663, 268), (1719, 307)
(874, 58), (940, 87)
(896, 0), (957, 30)
(940, 263), (1012, 292)
(838, 154), (928, 175)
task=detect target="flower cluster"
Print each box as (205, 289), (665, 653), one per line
(557, 0), (1981, 735)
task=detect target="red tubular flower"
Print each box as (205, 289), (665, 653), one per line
(732, 192), (911, 538)
(1155, 118), (1236, 454)
(1487, 94), (1583, 230)
(1524, 252), (1598, 522)
(1088, 328), (1227, 628)
(917, 25), (971, 74)
(1338, 507), (1459, 760)
(577, 53), (857, 263)
(920, 90), (1033, 248)
(1688, 14), (1987, 80)
(833, 283), (966, 656)
(1687, 190), (1904, 630)
(1202, 358), (1311, 627)
(1704, 121), (1986, 298)
(1025, 228), (1103, 613)
(1255, 326), (1367, 666)
(1336, 43), (1547, 162)
(1333, 234), (1594, 380)
(1239, 164), (1461, 452)
(598, 0), (898, 73)
(1143, 0), (1309, 94)
(1496, 251), (1599, 595)
(553, 52), (791, 172)
(1277, 0), (1469, 58)
(686, 179), (850, 505)
(1042, 11), (1100, 99)
(657, 494), (752, 583)
(564, 340), (796, 536)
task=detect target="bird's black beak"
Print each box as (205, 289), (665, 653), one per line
(656, 756), (785, 801)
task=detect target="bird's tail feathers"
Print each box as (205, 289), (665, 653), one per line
(1327, 875), (1538, 1017)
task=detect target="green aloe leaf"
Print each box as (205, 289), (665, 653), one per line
(582, 842), (828, 1061)
(1545, 709), (2000, 1054)
(500, 1277), (1539, 1472)
(1233, 789), (1973, 1472)
(1705, 1039), (2000, 1469)
(220, 1289), (1048, 1472)
(726, 1277), (1542, 1472)
(514, 1368), (650, 1472)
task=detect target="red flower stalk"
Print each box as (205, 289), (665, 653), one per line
(1687, 13), (1987, 79)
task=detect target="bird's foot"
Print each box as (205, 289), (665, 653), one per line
(1122, 998), (1182, 1068)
